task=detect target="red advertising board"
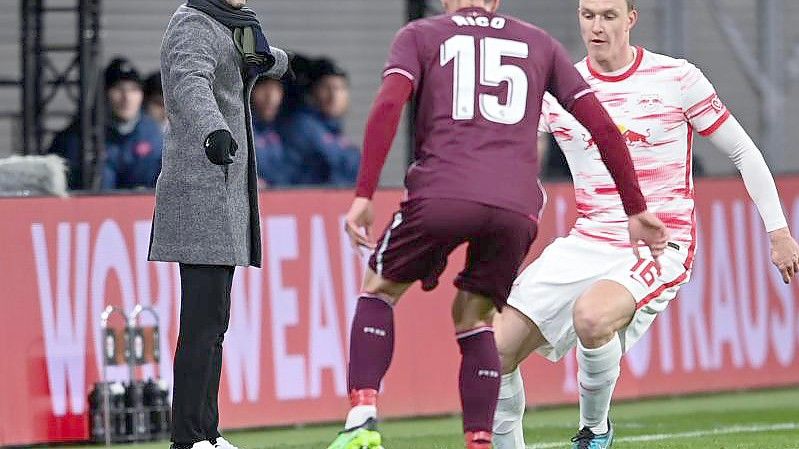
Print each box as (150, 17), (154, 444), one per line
(1, 178), (798, 446)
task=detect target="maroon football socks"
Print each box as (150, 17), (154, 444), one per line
(348, 297), (498, 448)
(347, 295), (395, 391)
(457, 327), (500, 448)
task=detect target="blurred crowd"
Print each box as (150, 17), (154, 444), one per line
(47, 55), (361, 191)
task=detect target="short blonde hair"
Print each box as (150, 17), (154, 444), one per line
(579, 0), (636, 12)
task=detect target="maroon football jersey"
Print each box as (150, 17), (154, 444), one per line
(384, 7), (591, 218)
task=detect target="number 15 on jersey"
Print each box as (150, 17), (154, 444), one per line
(440, 35), (529, 125)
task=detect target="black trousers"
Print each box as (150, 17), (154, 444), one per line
(171, 264), (235, 445)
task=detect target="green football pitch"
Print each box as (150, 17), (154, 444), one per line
(59, 387), (799, 449)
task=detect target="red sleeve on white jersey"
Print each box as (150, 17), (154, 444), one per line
(680, 61), (730, 136)
(383, 24), (422, 91)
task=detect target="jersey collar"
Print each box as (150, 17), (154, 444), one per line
(587, 46), (644, 82)
(455, 7), (491, 15)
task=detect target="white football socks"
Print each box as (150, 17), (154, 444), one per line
(493, 367), (526, 449)
(577, 334), (622, 435)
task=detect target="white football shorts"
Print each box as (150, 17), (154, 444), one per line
(507, 234), (693, 361)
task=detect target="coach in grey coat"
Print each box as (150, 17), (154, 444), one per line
(148, 1), (288, 448)
(150, 4), (288, 267)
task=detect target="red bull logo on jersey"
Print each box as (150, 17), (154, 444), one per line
(619, 124), (653, 147)
(581, 124), (652, 150)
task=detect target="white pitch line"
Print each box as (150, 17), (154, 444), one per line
(525, 422), (798, 449)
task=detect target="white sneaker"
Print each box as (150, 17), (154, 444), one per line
(214, 436), (240, 449)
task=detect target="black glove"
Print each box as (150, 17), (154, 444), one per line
(204, 129), (237, 165)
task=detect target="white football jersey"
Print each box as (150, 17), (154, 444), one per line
(541, 47), (730, 249)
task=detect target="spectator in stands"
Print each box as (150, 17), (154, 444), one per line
(47, 57), (163, 190)
(144, 71), (168, 132)
(251, 77), (294, 186)
(279, 57), (360, 186)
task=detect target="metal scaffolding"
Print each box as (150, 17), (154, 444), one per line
(15, 0), (103, 186)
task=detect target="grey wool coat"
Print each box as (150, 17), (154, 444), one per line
(149, 5), (263, 267)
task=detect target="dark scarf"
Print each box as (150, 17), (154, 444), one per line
(186, 0), (275, 76)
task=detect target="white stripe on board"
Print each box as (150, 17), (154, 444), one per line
(525, 422), (798, 449)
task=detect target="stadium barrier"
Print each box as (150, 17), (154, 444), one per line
(2, 178), (799, 445)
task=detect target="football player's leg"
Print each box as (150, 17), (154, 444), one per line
(326, 270), (410, 449)
(452, 290), (501, 449)
(571, 280), (635, 439)
(454, 206), (538, 449)
(331, 201), (454, 449)
(492, 306), (547, 449)
(495, 305), (549, 374)
(493, 236), (611, 449)
(570, 244), (692, 447)
(344, 269), (411, 430)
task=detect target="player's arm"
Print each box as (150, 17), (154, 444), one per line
(354, 74), (413, 201)
(345, 73), (413, 249)
(705, 116), (798, 282)
(346, 24), (420, 250)
(683, 63), (798, 282)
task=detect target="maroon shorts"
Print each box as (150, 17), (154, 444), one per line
(368, 198), (538, 309)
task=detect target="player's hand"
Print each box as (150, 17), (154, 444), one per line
(628, 211), (669, 261)
(769, 227), (799, 284)
(345, 196), (376, 251)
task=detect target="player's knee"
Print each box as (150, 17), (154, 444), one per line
(493, 318), (520, 374)
(452, 314), (490, 332)
(573, 300), (614, 345)
(361, 287), (401, 306)
(362, 272), (406, 306)
(497, 345), (518, 375)
(451, 290), (494, 331)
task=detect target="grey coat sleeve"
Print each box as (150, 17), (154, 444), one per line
(161, 13), (230, 142)
(265, 47), (290, 79)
